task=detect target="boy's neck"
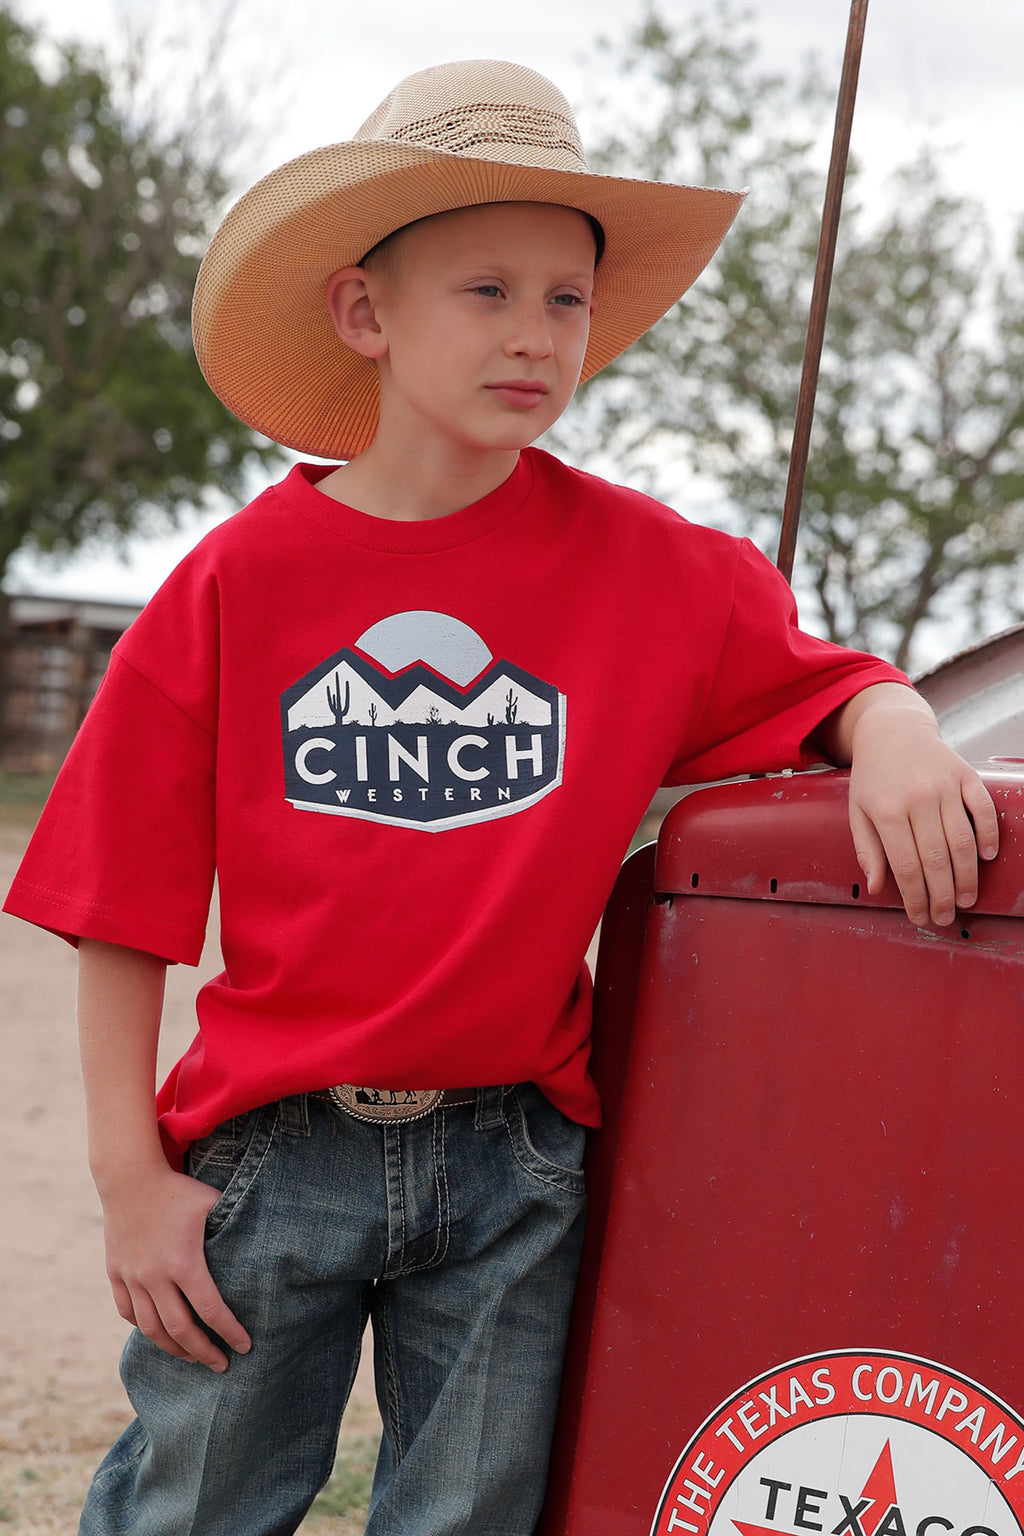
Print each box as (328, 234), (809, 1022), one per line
(315, 439), (522, 522)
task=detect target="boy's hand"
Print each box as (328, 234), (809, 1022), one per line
(819, 684), (999, 928)
(97, 1160), (252, 1373)
(76, 938), (252, 1372)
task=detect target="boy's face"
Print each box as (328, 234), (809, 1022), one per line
(359, 202), (597, 457)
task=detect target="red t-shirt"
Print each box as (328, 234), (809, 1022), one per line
(4, 450), (905, 1163)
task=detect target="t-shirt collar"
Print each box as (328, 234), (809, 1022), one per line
(279, 451), (535, 553)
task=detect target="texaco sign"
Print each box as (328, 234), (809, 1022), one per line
(653, 1352), (1024, 1536)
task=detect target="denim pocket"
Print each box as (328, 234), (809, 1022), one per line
(187, 1103), (276, 1236)
(506, 1084), (587, 1196)
(187, 1115), (250, 1177)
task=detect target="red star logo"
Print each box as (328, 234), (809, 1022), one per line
(734, 1442), (898, 1536)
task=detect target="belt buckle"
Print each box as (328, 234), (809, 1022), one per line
(329, 1085), (442, 1123)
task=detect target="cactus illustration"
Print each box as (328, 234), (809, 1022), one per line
(427, 705), (442, 724)
(368, 701), (378, 727)
(326, 672), (351, 724)
(505, 688), (519, 724)
(486, 712), (495, 726)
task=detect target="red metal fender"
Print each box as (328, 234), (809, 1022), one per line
(539, 763), (1024, 1536)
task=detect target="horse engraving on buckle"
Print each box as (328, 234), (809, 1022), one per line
(328, 1085), (442, 1123)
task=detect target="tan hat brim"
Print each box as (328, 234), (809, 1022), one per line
(193, 141), (746, 460)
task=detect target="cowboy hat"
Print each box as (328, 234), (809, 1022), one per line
(192, 59), (746, 460)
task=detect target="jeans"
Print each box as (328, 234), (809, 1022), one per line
(79, 1084), (586, 1536)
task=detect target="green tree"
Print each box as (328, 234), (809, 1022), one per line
(551, 5), (1024, 670)
(0, 5), (281, 683)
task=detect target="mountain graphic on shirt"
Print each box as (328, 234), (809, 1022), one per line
(285, 650), (553, 731)
(280, 641), (566, 832)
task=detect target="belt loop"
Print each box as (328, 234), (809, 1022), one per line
(474, 1084), (508, 1131)
(277, 1094), (311, 1137)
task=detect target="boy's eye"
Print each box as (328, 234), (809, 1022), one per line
(551, 292), (585, 307)
(472, 284), (504, 298)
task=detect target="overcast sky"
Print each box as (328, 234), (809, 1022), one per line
(7, 0), (1023, 608)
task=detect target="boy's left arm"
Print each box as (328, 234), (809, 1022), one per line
(812, 682), (1000, 929)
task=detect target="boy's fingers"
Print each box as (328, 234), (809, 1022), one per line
(852, 804), (936, 924)
(185, 1269), (253, 1358)
(852, 803), (949, 928)
(888, 838), (937, 927)
(129, 1286), (204, 1364)
(177, 1184), (253, 1355)
(102, 1171), (251, 1371)
(911, 772), (995, 922)
(941, 794), (985, 910)
(110, 1276), (138, 1328)
(120, 1266), (249, 1371)
(961, 771), (1000, 862)
(848, 727), (997, 929)
(849, 805), (887, 895)
(154, 1282), (233, 1371)
(905, 804), (958, 927)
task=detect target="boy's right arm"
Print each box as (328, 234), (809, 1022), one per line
(77, 938), (252, 1373)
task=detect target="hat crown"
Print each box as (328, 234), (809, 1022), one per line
(354, 60), (589, 173)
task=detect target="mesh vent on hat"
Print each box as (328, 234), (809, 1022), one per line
(384, 102), (586, 164)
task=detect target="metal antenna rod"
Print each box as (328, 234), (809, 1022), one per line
(776, 0), (870, 583)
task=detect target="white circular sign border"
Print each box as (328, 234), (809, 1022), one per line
(652, 1350), (1024, 1536)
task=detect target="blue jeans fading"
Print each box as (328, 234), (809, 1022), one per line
(79, 1084), (586, 1536)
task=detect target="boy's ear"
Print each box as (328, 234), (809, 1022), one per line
(326, 267), (388, 359)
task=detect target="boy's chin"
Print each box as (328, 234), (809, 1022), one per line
(477, 415), (563, 453)
(451, 429), (548, 456)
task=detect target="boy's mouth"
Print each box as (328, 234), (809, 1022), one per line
(486, 379), (550, 409)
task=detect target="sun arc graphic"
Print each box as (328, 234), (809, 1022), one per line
(355, 611), (493, 686)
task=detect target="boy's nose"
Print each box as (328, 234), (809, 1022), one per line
(504, 303), (555, 359)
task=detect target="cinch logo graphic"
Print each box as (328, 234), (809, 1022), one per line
(281, 610), (566, 831)
(652, 1351), (1024, 1536)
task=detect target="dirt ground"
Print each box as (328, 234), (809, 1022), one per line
(0, 812), (378, 1533)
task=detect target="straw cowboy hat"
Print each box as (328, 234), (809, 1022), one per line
(192, 59), (746, 461)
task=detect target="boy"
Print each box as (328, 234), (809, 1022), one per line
(4, 59), (998, 1536)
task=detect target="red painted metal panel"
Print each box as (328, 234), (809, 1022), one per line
(655, 765), (1023, 916)
(540, 765), (1024, 1536)
(541, 839), (658, 1525)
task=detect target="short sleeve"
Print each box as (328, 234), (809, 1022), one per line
(3, 653), (216, 964)
(667, 538), (910, 785)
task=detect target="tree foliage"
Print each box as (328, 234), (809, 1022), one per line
(0, 4), (280, 588)
(551, 5), (1024, 669)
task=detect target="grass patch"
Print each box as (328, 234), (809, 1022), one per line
(308, 1432), (379, 1520)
